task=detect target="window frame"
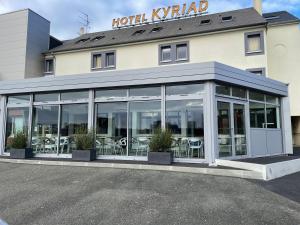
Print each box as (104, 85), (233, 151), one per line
(44, 58), (55, 75)
(159, 41), (189, 65)
(246, 68), (266, 76)
(244, 31), (265, 56)
(91, 50), (116, 71)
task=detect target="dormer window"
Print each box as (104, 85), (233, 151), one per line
(44, 58), (54, 75)
(91, 36), (105, 41)
(150, 27), (163, 33)
(133, 30), (145, 35)
(200, 19), (211, 25)
(221, 16), (233, 22)
(76, 38), (90, 44)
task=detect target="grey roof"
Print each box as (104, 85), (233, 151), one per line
(48, 8), (267, 53)
(263, 11), (300, 25)
(0, 62), (288, 96)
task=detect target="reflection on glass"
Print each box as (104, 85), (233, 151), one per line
(250, 102), (265, 128)
(233, 104), (247, 156)
(166, 83), (204, 96)
(176, 44), (188, 60)
(95, 89), (127, 99)
(60, 104), (88, 153)
(95, 103), (127, 156)
(217, 102), (232, 157)
(232, 87), (246, 99)
(249, 91), (265, 102)
(266, 95), (278, 104)
(61, 91), (89, 101)
(34, 93), (59, 102)
(5, 107), (29, 151)
(7, 95), (30, 105)
(266, 104), (280, 128)
(129, 101), (161, 156)
(216, 85), (230, 96)
(31, 106), (59, 154)
(129, 87), (161, 97)
(166, 100), (204, 159)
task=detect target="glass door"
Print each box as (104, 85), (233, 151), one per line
(217, 101), (247, 158)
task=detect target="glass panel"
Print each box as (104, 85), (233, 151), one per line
(250, 102), (265, 128)
(129, 87), (161, 97)
(266, 95), (278, 104)
(249, 91), (265, 102)
(45, 59), (54, 72)
(266, 104), (280, 128)
(61, 91), (89, 101)
(106, 53), (115, 67)
(161, 46), (171, 61)
(7, 95), (30, 105)
(95, 102), (127, 156)
(60, 104), (88, 153)
(217, 102), (232, 157)
(93, 54), (102, 68)
(166, 83), (205, 96)
(31, 106), (59, 154)
(176, 44), (188, 60)
(34, 93), (59, 102)
(216, 85), (230, 96)
(233, 104), (247, 156)
(95, 89), (127, 99)
(5, 107), (29, 151)
(166, 100), (204, 159)
(129, 101), (161, 156)
(232, 87), (246, 99)
(247, 34), (261, 52)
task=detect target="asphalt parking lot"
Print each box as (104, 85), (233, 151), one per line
(0, 162), (299, 225)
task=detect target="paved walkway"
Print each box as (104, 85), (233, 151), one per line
(0, 162), (299, 225)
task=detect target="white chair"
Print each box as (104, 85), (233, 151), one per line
(188, 138), (203, 158)
(136, 137), (149, 156)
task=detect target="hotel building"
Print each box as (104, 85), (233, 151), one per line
(0, 0), (299, 164)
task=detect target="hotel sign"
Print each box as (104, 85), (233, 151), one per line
(112, 1), (209, 28)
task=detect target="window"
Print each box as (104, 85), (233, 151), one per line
(91, 36), (105, 41)
(150, 27), (163, 33)
(232, 87), (246, 99)
(166, 83), (205, 96)
(92, 54), (102, 69)
(245, 31), (264, 55)
(216, 84), (246, 99)
(247, 68), (266, 76)
(221, 16), (233, 22)
(200, 19), (211, 25)
(159, 42), (189, 65)
(161, 46), (171, 62)
(61, 91), (89, 101)
(45, 59), (54, 74)
(91, 51), (116, 70)
(176, 44), (188, 61)
(216, 85), (231, 96)
(106, 53), (115, 67)
(7, 95), (30, 105)
(95, 89), (127, 99)
(129, 87), (161, 97)
(34, 93), (59, 102)
(132, 30), (145, 35)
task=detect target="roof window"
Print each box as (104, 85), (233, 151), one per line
(200, 19), (211, 25)
(221, 16), (233, 22)
(132, 30), (146, 35)
(76, 38), (90, 44)
(91, 36), (105, 41)
(150, 27), (163, 33)
(265, 16), (280, 20)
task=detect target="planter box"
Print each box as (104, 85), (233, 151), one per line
(10, 148), (33, 159)
(148, 152), (173, 165)
(72, 149), (96, 161)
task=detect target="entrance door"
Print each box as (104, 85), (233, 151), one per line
(217, 101), (247, 158)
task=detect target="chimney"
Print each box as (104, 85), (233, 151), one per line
(79, 27), (85, 36)
(253, 0), (262, 15)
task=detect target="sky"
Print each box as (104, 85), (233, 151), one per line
(0, 0), (299, 40)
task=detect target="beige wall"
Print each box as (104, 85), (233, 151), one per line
(54, 27), (267, 76)
(266, 23), (300, 116)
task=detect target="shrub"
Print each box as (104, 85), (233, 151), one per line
(74, 127), (94, 150)
(149, 128), (173, 152)
(11, 132), (27, 149)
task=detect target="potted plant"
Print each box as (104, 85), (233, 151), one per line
(148, 128), (173, 165)
(9, 132), (33, 159)
(72, 128), (96, 161)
